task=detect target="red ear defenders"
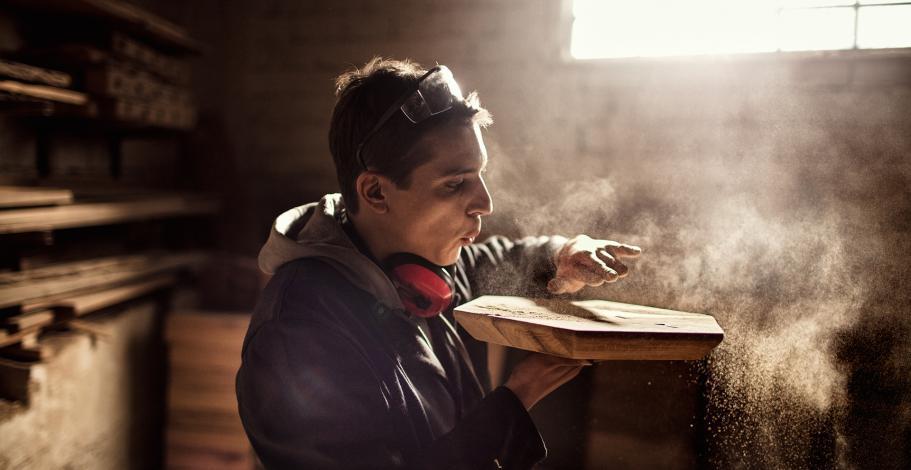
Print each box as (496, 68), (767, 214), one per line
(384, 253), (455, 318)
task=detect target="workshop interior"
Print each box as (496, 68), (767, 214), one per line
(1, 1), (910, 469)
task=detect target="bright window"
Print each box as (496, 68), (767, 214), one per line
(571, 0), (911, 59)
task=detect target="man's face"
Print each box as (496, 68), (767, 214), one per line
(384, 124), (493, 266)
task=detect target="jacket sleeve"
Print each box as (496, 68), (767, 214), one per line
(413, 386), (547, 470)
(458, 234), (568, 299)
(236, 316), (406, 469)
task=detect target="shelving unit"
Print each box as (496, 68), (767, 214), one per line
(0, 0), (215, 374)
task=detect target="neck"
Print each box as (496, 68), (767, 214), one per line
(347, 212), (397, 264)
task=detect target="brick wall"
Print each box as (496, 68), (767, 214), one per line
(152, 1), (911, 468)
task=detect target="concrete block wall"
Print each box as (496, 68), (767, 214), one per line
(140, 1), (911, 468)
(0, 301), (166, 470)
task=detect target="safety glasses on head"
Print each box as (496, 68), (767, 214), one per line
(355, 65), (464, 171)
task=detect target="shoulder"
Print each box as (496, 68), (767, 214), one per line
(249, 258), (368, 332)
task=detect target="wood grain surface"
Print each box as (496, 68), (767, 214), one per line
(454, 295), (724, 360)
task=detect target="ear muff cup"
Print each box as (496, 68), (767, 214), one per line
(384, 253), (454, 318)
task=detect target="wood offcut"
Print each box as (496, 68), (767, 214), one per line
(454, 295), (724, 360)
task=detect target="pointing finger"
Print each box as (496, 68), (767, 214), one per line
(572, 258), (612, 285)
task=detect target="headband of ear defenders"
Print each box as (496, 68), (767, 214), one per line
(384, 252), (455, 318)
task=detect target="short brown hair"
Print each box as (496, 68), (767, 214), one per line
(329, 57), (492, 214)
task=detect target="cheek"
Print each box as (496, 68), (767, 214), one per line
(402, 199), (464, 243)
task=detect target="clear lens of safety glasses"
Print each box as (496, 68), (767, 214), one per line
(400, 66), (463, 124)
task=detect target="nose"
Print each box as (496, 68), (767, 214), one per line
(467, 176), (493, 217)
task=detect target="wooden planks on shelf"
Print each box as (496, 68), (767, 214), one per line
(0, 195), (219, 235)
(1, 271), (183, 355)
(0, 58), (71, 87)
(454, 295), (725, 361)
(85, 64), (191, 104)
(0, 185), (74, 208)
(46, 275), (177, 317)
(110, 32), (190, 84)
(0, 80), (88, 105)
(96, 96), (196, 130)
(2, 0), (202, 53)
(165, 310), (253, 469)
(0, 252), (205, 309)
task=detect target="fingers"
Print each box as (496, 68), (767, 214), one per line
(549, 256), (616, 294)
(610, 243), (642, 259)
(595, 249), (629, 278)
(579, 256), (615, 285)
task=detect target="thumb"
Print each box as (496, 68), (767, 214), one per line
(547, 277), (570, 294)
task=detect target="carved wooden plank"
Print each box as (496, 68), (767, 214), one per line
(0, 185), (73, 208)
(454, 295), (724, 361)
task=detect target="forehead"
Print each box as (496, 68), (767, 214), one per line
(413, 124), (488, 177)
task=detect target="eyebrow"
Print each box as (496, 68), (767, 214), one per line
(437, 156), (488, 178)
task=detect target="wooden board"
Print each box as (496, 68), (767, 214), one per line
(50, 275), (176, 316)
(0, 252), (205, 309)
(454, 295), (724, 360)
(0, 195), (218, 234)
(0, 59), (71, 87)
(165, 310), (252, 469)
(0, 80), (87, 105)
(0, 185), (73, 208)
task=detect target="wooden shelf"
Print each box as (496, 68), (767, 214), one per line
(0, 251), (205, 310)
(0, 194), (219, 235)
(0, 185), (74, 208)
(1, 0), (202, 54)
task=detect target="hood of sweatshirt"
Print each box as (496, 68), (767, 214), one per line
(257, 193), (405, 311)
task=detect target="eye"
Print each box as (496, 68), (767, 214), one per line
(445, 178), (464, 190)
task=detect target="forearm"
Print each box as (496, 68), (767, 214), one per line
(411, 387), (546, 470)
(458, 234), (567, 299)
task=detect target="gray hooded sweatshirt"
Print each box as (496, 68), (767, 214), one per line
(237, 193), (567, 469)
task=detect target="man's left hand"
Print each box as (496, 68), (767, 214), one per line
(547, 234), (642, 294)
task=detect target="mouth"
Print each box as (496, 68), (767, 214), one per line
(460, 228), (481, 245)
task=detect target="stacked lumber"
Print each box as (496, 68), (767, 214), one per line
(0, 251), (206, 360)
(0, 185), (73, 208)
(0, 58), (87, 107)
(0, 186), (219, 359)
(2, 0), (202, 53)
(0, 193), (219, 234)
(6, 0), (199, 129)
(165, 310), (254, 469)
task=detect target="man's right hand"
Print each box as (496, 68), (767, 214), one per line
(503, 353), (593, 410)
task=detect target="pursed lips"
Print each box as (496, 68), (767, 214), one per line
(461, 227), (481, 243)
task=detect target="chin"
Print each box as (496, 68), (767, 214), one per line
(435, 247), (461, 266)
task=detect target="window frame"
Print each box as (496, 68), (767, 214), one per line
(559, 0), (911, 65)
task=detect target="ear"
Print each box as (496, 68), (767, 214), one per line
(355, 171), (390, 214)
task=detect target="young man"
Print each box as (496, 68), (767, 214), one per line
(235, 58), (641, 469)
